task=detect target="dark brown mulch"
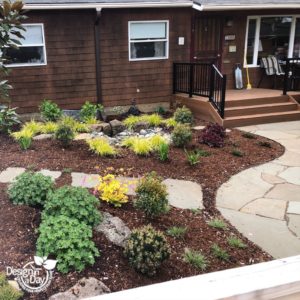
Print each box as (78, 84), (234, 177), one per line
(0, 125), (284, 299)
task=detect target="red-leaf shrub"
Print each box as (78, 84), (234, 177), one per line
(199, 123), (226, 147)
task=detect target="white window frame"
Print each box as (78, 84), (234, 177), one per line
(6, 23), (47, 68)
(128, 20), (169, 62)
(244, 15), (300, 68)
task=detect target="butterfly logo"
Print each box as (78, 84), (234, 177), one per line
(34, 256), (57, 271)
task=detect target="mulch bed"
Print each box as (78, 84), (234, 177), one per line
(0, 124), (284, 299)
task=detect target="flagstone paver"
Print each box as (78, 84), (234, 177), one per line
(217, 121), (300, 258)
(71, 172), (100, 189)
(38, 169), (62, 181)
(163, 178), (203, 209)
(0, 167), (25, 183)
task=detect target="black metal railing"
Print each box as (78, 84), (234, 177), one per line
(173, 62), (226, 118)
(283, 58), (300, 95)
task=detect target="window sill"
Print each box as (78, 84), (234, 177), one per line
(5, 63), (47, 68)
(129, 57), (168, 62)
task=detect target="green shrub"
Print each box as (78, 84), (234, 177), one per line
(8, 171), (54, 206)
(0, 106), (20, 134)
(36, 215), (100, 273)
(174, 106), (193, 124)
(227, 236), (247, 249)
(19, 136), (32, 150)
(258, 141), (272, 148)
(55, 123), (75, 147)
(207, 218), (227, 230)
(185, 149), (201, 166)
(171, 124), (192, 148)
(0, 273), (23, 300)
(211, 244), (230, 261)
(231, 149), (244, 157)
(39, 100), (62, 122)
(124, 225), (171, 276)
(166, 226), (187, 239)
(158, 142), (169, 161)
(183, 249), (208, 271)
(87, 138), (117, 157)
(135, 172), (169, 218)
(42, 186), (102, 227)
(80, 101), (103, 122)
(155, 106), (166, 116)
(242, 132), (256, 139)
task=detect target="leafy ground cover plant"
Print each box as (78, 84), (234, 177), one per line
(185, 149), (201, 166)
(135, 172), (169, 218)
(242, 132), (256, 139)
(124, 225), (171, 276)
(183, 248), (208, 271)
(258, 141), (272, 148)
(42, 186), (102, 227)
(96, 174), (128, 207)
(200, 123), (226, 148)
(171, 124), (192, 148)
(8, 171), (54, 206)
(18, 136), (32, 150)
(79, 101), (103, 122)
(55, 123), (74, 147)
(227, 236), (247, 249)
(207, 218), (227, 230)
(87, 138), (117, 157)
(174, 106), (193, 124)
(211, 244), (230, 261)
(0, 272), (23, 300)
(36, 215), (99, 273)
(231, 149), (244, 157)
(39, 100), (62, 122)
(158, 142), (169, 161)
(166, 226), (187, 239)
(0, 106), (20, 133)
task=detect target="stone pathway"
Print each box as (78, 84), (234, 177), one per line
(0, 167), (203, 210)
(217, 121), (300, 258)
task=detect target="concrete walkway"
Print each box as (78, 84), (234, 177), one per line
(217, 121), (300, 258)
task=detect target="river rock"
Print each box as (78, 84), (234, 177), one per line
(109, 119), (125, 136)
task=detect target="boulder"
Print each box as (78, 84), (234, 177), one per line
(49, 277), (110, 300)
(90, 124), (103, 132)
(133, 121), (149, 132)
(101, 122), (112, 136)
(109, 119), (125, 136)
(95, 212), (131, 247)
(33, 134), (53, 140)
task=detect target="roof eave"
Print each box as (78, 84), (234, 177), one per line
(199, 4), (300, 11)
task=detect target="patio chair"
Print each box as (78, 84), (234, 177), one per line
(258, 56), (285, 89)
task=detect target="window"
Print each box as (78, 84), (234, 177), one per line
(128, 21), (169, 61)
(4, 24), (46, 67)
(245, 16), (300, 67)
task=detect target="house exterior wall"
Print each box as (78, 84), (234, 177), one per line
(5, 8), (191, 113)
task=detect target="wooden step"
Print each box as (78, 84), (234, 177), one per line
(225, 102), (298, 118)
(225, 96), (290, 108)
(224, 110), (300, 127)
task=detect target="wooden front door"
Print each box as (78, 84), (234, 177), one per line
(193, 16), (223, 67)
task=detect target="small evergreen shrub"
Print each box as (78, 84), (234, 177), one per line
(155, 106), (166, 116)
(166, 226), (187, 239)
(158, 142), (169, 161)
(171, 124), (192, 148)
(8, 171), (54, 206)
(124, 225), (171, 276)
(0, 273), (23, 300)
(135, 172), (169, 218)
(183, 249), (208, 271)
(36, 215), (100, 273)
(200, 123), (226, 148)
(0, 106), (20, 134)
(39, 100), (62, 122)
(174, 106), (193, 124)
(55, 123), (75, 147)
(42, 186), (102, 227)
(207, 218), (227, 230)
(79, 101), (103, 122)
(87, 138), (117, 157)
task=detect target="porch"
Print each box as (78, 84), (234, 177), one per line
(173, 62), (300, 127)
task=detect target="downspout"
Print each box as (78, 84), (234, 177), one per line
(94, 8), (102, 105)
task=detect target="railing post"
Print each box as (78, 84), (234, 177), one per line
(220, 75), (227, 119)
(283, 59), (289, 95)
(209, 64), (215, 102)
(173, 63), (177, 94)
(189, 63), (194, 98)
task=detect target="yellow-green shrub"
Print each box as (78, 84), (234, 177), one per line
(87, 138), (117, 157)
(96, 174), (128, 207)
(148, 135), (168, 151)
(22, 120), (44, 135)
(11, 127), (34, 140)
(123, 115), (140, 129)
(41, 121), (58, 134)
(60, 116), (90, 133)
(163, 117), (177, 128)
(121, 136), (137, 148)
(0, 272), (23, 300)
(132, 138), (153, 156)
(141, 114), (162, 127)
